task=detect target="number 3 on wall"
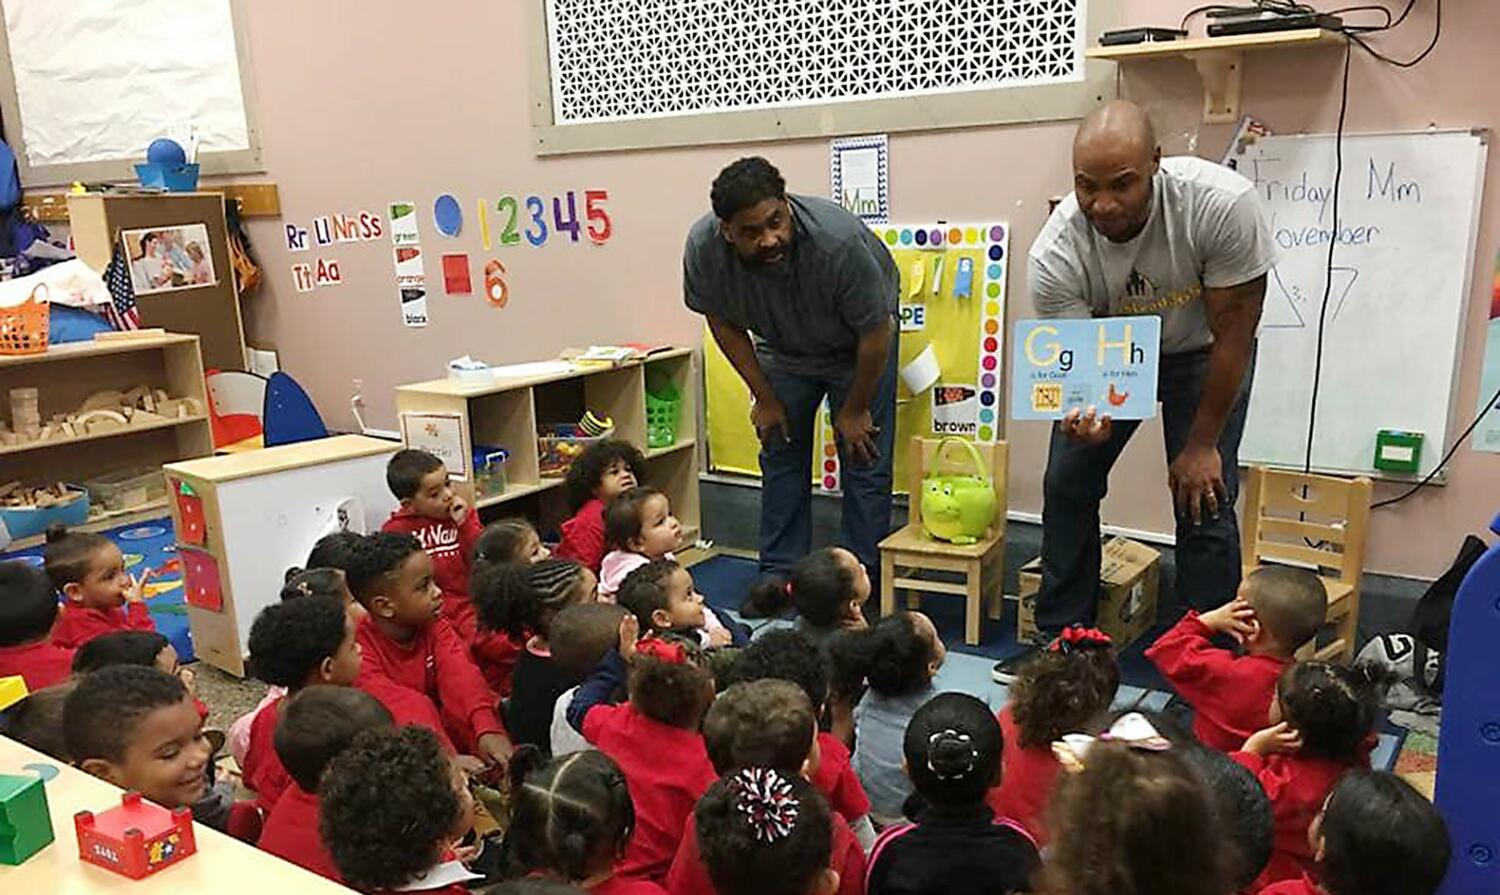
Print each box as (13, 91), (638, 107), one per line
(524, 196), (549, 246)
(585, 189), (612, 244)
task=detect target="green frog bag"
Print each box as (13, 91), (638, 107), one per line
(920, 437), (999, 545)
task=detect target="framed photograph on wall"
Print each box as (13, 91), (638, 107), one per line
(120, 224), (218, 295)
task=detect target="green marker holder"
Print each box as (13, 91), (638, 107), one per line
(1374, 429), (1423, 474)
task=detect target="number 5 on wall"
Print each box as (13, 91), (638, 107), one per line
(585, 189), (612, 244)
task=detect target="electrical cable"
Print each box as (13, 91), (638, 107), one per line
(1371, 381), (1500, 509)
(1301, 40), (1352, 476)
(1345, 0), (1440, 67)
(1165, 1), (1464, 505)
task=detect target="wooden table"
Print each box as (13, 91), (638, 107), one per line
(0, 735), (352, 892)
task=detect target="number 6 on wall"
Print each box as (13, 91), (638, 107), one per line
(585, 189), (612, 244)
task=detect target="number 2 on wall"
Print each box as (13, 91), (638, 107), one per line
(524, 196), (549, 246)
(496, 196), (523, 246)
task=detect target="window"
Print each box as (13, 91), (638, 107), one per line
(529, 0), (1113, 154)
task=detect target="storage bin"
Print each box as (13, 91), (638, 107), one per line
(84, 468), (166, 513)
(538, 424), (612, 476)
(0, 284), (49, 356)
(645, 378), (682, 449)
(0, 487), (89, 540)
(472, 446), (509, 498)
(134, 163), (200, 192)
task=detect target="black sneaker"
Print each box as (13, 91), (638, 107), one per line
(992, 646), (1042, 684)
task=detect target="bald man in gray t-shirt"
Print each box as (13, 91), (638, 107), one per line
(996, 101), (1273, 682)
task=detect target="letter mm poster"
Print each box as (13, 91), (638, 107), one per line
(1010, 316), (1162, 421)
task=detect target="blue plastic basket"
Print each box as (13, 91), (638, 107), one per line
(0, 487), (90, 541)
(134, 163), (200, 192)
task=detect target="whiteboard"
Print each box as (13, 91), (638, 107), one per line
(1235, 129), (1488, 478)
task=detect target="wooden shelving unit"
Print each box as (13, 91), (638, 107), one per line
(395, 349), (701, 546)
(1087, 28), (1345, 123)
(0, 334), (213, 544)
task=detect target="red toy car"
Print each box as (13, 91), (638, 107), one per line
(75, 792), (196, 879)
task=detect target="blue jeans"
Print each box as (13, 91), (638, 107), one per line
(758, 337), (899, 582)
(1036, 346), (1256, 634)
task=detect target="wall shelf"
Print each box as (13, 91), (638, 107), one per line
(0, 335), (213, 514)
(0, 414), (208, 457)
(1086, 29), (1345, 123)
(396, 348), (701, 539)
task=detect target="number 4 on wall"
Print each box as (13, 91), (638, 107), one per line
(553, 192), (581, 242)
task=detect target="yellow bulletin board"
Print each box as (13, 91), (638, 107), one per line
(705, 222), (1011, 494)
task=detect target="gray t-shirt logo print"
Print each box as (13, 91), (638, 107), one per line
(1124, 268), (1156, 299)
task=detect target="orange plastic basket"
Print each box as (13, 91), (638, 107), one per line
(0, 284), (49, 355)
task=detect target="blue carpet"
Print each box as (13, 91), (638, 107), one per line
(4, 516), (194, 663)
(690, 553), (1404, 769)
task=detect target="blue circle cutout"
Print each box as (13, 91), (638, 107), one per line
(987, 245), (1003, 261)
(434, 194), (463, 237)
(979, 408), (995, 423)
(980, 391), (996, 407)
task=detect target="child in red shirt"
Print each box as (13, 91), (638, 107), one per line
(671, 679), (866, 895)
(242, 592), (365, 812)
(320, 725), (480, 895)
(347, 531), (513, 766)
(987, 626), (1118, 845)
(43, 527), (156, 649)
(466, 519), (556, 696)
(506, 746), (667, 895)
(1232, 661), (1388, 890)
(729, 628), (876, 849)
(1147, 566), (1327, 752)
(1258, 770), (1451, 895)
(0, 560), (74, 691)
(62, 665), (217, 819)
(380, 449), (502, 666)
(258, 685), (393, 881)
(555, 439), (645, 574)
(695, 768), (842, 895)
(567, 620), (717, 882)
(229, 560), (367, 765)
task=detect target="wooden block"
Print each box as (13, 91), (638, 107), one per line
(93, 328), (168, 342)
(79, 390), (127, 412)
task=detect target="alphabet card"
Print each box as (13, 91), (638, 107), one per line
(1010, 316), (1161, 420)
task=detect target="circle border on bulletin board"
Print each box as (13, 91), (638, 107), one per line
(973, 223), (1007, 441)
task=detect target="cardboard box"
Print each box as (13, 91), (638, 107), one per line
(1017, 536), (1161, 648)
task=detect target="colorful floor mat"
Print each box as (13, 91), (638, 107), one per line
(3, 516), (194, 663)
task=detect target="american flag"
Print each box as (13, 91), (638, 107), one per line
(102, 243), (141, 330)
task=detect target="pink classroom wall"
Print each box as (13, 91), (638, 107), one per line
(232, 0), (1495, 580)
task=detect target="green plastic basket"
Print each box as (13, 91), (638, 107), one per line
(645, 380), (682, 449)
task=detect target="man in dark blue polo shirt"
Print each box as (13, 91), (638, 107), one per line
(684, 157), (899, 583)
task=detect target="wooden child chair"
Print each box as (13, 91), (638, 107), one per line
(878, 437), (1007, 645)
(1240, 466), (1374, 662)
